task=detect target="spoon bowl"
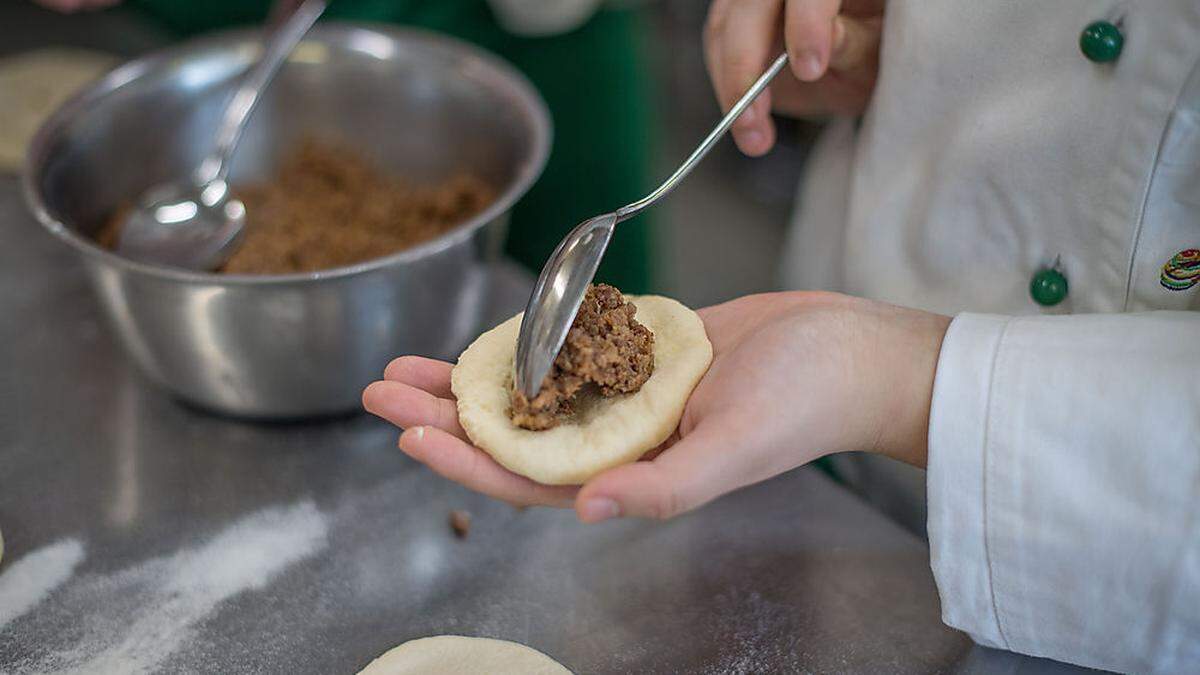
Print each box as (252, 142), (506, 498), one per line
(115, 0), (326, 270)
(513, 213), (616, 396)
(117, 178), (246, 270)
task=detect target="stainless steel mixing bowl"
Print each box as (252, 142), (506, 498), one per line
(24, 23), (551, 418)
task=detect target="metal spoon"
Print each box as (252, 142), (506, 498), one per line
(115, 0), (328, 271)
(514, 53), (791, 399)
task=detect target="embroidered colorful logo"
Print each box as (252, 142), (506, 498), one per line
(1161, 249), (1200, 291)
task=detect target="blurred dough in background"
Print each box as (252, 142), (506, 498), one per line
(487, 0), (601, 36)
(0, 47), (116, 173)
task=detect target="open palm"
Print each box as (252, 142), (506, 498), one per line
(363, 291), (945, 522)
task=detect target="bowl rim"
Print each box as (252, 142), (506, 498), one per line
(22, 21), (553, 286)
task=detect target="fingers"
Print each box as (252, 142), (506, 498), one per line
(704, 0), (781, 156)
(362, 380), (467, 440)
(383, 355), (455, 399)
(784, 0), (843, 81)
(367, 364), (578, 509)
(401, 426), (578, 508)
(576, 421), (746, 523)
(705, 0), (860, 154)
(829, 14), (883, 73)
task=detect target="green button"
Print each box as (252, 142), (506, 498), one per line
(1031, 267), (1069, 306)
(1080, 21), (1123, 63)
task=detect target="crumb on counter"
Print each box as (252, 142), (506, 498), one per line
(449, 510), (471, 539)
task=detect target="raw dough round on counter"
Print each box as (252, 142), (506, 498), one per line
(0, 48), (116, 172)
(357, 636), (571, 675)
(452, 295), (713, 485)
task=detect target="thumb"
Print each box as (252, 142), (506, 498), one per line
(575, 424), (740, 522)
(829, 15), (882, 73)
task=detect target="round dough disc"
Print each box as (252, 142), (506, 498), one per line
(357, 636), (572, 675)
(452, 295), (713, 485)
(0, 48), (116, 173)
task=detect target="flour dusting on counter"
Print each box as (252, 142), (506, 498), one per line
(67, 500), (328, 674)
(0, 538), (85, 629)
(5, 500), (327, 674)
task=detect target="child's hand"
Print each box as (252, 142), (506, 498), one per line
(704, 0), (884, 156)
(363, 291), (948, 522)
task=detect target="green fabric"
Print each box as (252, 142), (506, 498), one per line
(813, 456), (841, 484)
(128, 0), (657, 292)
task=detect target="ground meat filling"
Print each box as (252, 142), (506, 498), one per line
(510, 284), (654, 430)
(95, 139), (494, 274)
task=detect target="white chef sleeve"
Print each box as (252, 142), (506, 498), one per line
(927, 311), (1200, 674)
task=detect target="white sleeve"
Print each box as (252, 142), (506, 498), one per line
(927, 311), (1200, 674)
(485, 0), (602, 36)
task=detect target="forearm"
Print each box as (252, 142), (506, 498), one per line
(865, 305), (951, 468)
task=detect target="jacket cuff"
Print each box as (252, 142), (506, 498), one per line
(926, 312), (1012, 649)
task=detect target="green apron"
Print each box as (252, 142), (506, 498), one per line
(128, 0), (657, 293)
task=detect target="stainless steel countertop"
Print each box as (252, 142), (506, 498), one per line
(0, 175), (1098, 673)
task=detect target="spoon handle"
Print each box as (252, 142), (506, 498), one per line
(199, 0), (328, 184)
(614, 52), (789, 222)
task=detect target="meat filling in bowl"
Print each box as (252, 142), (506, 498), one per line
(96, 139), (495, 274)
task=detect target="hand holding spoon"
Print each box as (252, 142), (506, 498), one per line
(514, 53), (790, 399)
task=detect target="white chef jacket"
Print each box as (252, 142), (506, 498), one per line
(783, 2), (1200, 672)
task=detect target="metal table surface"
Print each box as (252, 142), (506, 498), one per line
(0, 175), (1099, 674)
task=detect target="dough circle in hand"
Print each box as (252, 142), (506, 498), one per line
(452, 295), (713, 486)
(0, 48), (116, 172)
(357, 635), (571, 675)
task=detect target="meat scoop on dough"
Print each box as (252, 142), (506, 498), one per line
(509, 284), (655, 430)
(452, 286), (712, 486)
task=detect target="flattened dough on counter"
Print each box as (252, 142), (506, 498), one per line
(453, 295), (713, 486)
(357, 635), (571, 675)
(0, 48), (116, 172)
